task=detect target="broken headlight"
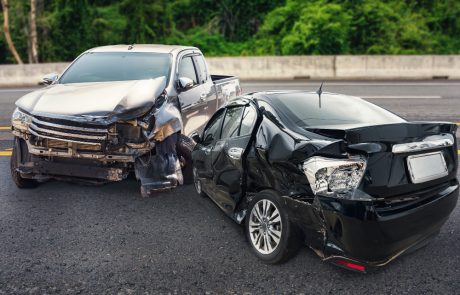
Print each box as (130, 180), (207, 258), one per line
(302, 156), (368, 199)
(12, 108), (32, 132)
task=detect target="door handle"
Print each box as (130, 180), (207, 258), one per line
(227, 147), (244, 160)
(199, 93), (207, 101)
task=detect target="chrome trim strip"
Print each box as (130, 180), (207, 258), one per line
(32, 117), (108, 133)
(29, 128), (102, 145)
(30, 123), (107, 141)
(392, 134), (454, 154)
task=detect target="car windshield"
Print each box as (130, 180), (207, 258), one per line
(59, 52), (171, 84)
(269, 92), (405, 128)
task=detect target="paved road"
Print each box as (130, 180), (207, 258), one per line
(0, 81), (459, 294)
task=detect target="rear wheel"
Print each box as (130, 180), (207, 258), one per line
(176, 134), (195, 185)
(245, 190), (300, 264)
(10, 137), (39, 189)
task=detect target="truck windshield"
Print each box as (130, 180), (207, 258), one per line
(59, 52), (171, 84)
(269, 92), (405, 127)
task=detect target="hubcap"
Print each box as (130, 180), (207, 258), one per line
(248, 199), (282, 255)
(193, 167), (202, 194)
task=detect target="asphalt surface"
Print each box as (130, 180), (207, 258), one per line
(0, 81), (459, 294)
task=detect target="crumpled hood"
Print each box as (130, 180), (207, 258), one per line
(16, 77), (167, 118)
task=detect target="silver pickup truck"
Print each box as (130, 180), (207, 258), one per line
(10, 44), (241, 196)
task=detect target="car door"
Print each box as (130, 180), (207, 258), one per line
(208, 104), (259, 214)
(193, 54), (217, 115)
(193, 108), (226, 194)
(177, 54), (209, 136)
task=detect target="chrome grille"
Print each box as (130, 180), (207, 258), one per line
(29, 117), (108, 146)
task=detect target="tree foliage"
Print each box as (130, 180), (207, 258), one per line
(0, 0), (460, 63)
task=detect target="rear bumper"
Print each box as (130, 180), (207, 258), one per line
(318, 181), (458, 268)
(285, 180), (459, 271)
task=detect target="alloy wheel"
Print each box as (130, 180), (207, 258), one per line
(248, 199), (283, 255)
(193, 167), (202, 195)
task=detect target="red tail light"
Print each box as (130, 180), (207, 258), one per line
(335, 259), (366, 272)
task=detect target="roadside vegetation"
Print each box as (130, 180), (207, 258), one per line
(1, 0), (460, 63)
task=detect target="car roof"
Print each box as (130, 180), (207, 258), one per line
(235, 90), (359, 106)
(86, 44), (199, 54)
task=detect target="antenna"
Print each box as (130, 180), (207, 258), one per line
(316, 82), (323, 108)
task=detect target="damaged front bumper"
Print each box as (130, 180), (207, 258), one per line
(12, 98), (185, 191)
(284, 180), (459, 272)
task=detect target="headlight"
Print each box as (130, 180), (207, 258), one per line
(11, 108), (32, 132)
(302, 156), (368, 200)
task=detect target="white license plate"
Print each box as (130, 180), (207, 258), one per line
(407, 151), (448, 184)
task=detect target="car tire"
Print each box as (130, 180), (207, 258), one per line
(10, 137), (39, 189)
(245, 190), (300, 264)
(176, 134), (195, 185)
(192, 166), (206, 197)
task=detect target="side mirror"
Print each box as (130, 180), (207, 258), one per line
(178, 77), (194, 91)
(42, 73), (59, 85)
(203, 134), (214, 145)
(191, 132), (202, 144)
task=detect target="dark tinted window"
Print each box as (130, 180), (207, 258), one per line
(203, 110), (225, 144)
(270, 93), (405, 127)
(194, 55), (208, 83)
(239, 105), (257, 136)
(178, 56), (198, 85)
(60, 52), (171, 83)
(221, 107), (244, 139)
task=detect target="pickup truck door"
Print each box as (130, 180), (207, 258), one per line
(208, 104), (258, 215)
(177, 54), (211, 136)
(193, 54), (217, 114)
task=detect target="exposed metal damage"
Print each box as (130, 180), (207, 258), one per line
(13, 84), (187, 196)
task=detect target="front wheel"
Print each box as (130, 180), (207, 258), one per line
(10, 137), (39, 189)
(192, 166), (206, 197)
(176, 134), (195, 185)
(245, 190), (300, 264)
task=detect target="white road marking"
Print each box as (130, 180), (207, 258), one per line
(0, 88), (40, 93)
(361, 95), (442, 99)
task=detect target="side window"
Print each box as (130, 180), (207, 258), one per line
(221, 107), (244, 139)
(194, 55), (208, 84)
(178, 56), (198, 85)
(203, 110), (225, 144)
(239, 105), (258, 136)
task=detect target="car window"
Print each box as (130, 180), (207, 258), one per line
(59, 52), (171, 83)
(194, 55), (208, 84)
(239, 105), (257, 136)
(178, 56), (198, 85)
(221, 106), (244, 139)
(270, 92), (405, 127)
(203, 110), (225, 145)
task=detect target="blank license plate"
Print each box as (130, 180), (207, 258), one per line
(407, 152), (448, 184)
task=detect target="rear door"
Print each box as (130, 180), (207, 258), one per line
(209, 103), (259, 214)
(177, 54), (209, 136)
(193, 54), (217, 116)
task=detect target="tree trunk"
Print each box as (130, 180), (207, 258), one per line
(28, 0), (38, 63)
(1, 0), (23, 64)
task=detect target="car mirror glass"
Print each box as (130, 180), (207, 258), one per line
(42, 73), (59, 85)
(178, 77), (194, 91)
(203, 134), (214, 145)
(191, 132), (202, 144)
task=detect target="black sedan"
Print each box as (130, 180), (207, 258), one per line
(191, 90), (458, 272)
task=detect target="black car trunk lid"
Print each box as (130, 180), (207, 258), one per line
(306, 122), (458, 198)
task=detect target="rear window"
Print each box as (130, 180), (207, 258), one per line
(270, 92), (405, 127)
